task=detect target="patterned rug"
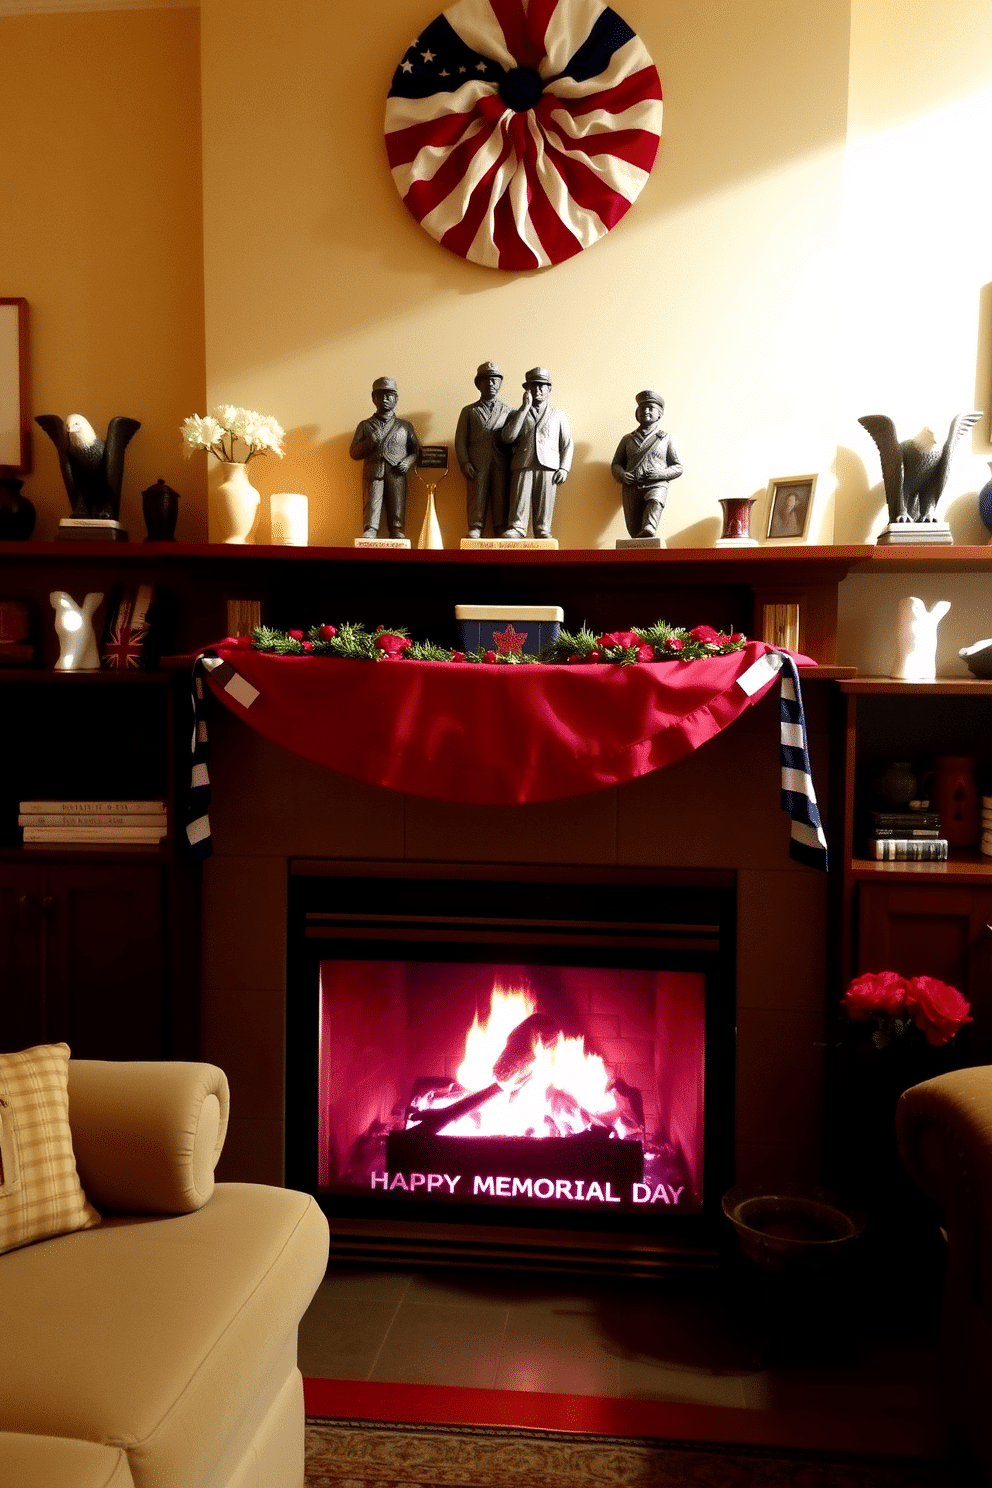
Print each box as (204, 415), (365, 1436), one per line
(304, 1416), (962, 1488)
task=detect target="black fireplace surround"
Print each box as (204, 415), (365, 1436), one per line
(285, 862), (736, 1272)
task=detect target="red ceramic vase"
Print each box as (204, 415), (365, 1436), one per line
(924, 755), (979, 847)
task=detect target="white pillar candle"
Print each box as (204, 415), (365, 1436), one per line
(270, 492), (308, 546)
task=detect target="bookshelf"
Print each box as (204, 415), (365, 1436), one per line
(837, 676), (992, 1063)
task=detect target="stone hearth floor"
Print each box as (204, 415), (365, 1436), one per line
(298, 1263), (944, 1458)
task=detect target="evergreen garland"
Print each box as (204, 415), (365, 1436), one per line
(242, 620), (747, 664)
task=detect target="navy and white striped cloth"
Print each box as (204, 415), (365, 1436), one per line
(776, 651), (828, 871)
(734, 647), (828, 871)
(185, 651), (259, 860)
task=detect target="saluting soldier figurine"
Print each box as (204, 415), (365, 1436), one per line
(611, 390), (683, 540)
(455, 361), (512, 538)
(350, 376), (420, 540)
(500, 367), (573, 541)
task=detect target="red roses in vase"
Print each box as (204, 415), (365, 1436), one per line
(842, 970), (972, 1049)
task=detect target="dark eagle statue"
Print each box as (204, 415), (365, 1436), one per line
(859, 411), (981, 524)
(36, 413), (141, 521)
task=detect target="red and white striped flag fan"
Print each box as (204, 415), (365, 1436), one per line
(385, 0), (663, 270)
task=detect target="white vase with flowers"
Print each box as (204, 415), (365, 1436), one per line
(181, 405), (285, 544)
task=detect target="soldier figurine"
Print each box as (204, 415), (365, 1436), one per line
(349, 376), (420, 539)
(500, 367), (573, 540)
(455, 361), (512, 538)
(611, 390), (683, 539)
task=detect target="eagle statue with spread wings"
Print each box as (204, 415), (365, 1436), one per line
(36, 413), (141, 522)
(859, 411), (982, 525)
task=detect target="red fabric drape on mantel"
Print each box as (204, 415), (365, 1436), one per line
(201, 640), (813, 807)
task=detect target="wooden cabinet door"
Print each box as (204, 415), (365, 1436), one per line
(857, 881), (992, 1062)
(43, 862), (166, 1060)
(0, 862), (46, 1052)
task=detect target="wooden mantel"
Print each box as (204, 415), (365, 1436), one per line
(1, 540), (989, 667)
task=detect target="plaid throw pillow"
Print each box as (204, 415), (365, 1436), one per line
(0, 1043), (100, 1254)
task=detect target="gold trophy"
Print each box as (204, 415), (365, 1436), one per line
(415, 445), (448, 550)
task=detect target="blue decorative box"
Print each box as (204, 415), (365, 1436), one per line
(455, 604), (563, 658)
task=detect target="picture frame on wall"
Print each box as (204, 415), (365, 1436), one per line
(766, 475), (816, 540)
(0, 298), (30, 473)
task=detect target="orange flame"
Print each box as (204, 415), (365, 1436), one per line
(456, 984), (536, 1091)
(419, 983), (625, 1139)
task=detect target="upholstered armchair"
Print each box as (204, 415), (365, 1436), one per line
(897, 1067), (992, 1481)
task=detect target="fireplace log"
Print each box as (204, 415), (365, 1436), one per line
(385, 1127), (644, 1189)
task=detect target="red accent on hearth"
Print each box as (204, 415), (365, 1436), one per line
(204, 640), (809, 806)
(302, 1377), (945, 1458)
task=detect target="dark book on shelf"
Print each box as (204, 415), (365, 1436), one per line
(0, 642), (34, 666)
(869, 810), (941, 830)
(871, 826), (941, 838)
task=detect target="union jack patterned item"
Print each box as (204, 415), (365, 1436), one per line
(101, 585), (154, 670)
(385, 0), (663, 269)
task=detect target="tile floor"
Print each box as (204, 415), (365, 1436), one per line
(298, 1260), (943, 1451)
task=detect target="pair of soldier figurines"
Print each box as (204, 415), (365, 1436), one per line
(350, 365), (683, 542)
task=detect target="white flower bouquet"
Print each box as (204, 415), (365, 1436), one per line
(181, 405), (285, 465)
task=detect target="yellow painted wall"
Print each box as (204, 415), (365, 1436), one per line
(836, 0), (992, 546)
(832, 0), (992, 669)
(1, 7), (206, 539)
(199, 0), (851, 549)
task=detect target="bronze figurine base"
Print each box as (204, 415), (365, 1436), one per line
(58, 518), (128, 543)
(459, 536), (558, 551)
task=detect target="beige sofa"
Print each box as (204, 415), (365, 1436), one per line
(897, 1067), (992, 1482)
(0, 1057), (329, 1488)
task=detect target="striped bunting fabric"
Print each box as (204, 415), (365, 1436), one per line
(777, 652), (829, 871)
(185, 652), (260, 861)
(736, 648), (828, 872)
(385, 0), (662, 269)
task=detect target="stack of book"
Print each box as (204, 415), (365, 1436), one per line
(867, 809), (947, 861)
(19, 800), (168, 846)
(983, 796), (992, 858)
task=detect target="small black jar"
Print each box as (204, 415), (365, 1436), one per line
(0, 475), (36, 540)
(142, 479), (180, 541)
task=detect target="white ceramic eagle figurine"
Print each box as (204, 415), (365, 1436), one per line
(859, 411), (981, 524)
(36, 412), (141, 521)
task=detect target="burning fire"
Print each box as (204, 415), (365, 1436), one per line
(409, 984), (633, 1140)
(457, 985), (536, 1091)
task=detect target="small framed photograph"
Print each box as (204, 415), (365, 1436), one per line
(766, 475), (816, 540)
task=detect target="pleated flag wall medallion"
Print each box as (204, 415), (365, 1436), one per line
(385, 0), (663, 270)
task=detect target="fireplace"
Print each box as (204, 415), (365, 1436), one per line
(286, 862), (736, 1273)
